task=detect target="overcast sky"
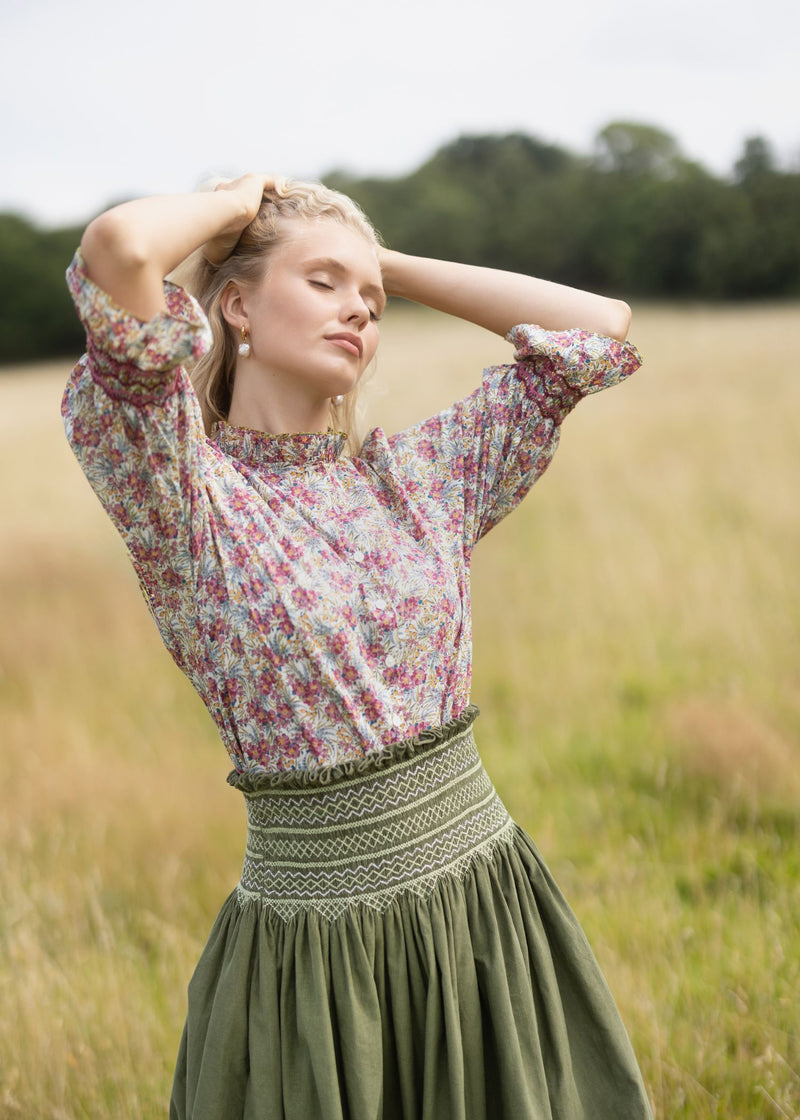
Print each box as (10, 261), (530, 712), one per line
(1, 0), (797, 228)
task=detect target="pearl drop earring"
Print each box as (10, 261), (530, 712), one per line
(331, 395), (344, 406)
(238, 326), (251, 358)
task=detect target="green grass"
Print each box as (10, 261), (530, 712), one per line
(1, 302), (799, 1118)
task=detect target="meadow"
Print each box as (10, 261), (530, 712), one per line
(1, 302), (798, 1119)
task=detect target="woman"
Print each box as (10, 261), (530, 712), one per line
(63, 173), (653, 1119)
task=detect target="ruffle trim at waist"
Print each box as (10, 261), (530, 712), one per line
(227, 705), (480, 794)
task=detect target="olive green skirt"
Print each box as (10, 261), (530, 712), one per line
(170, 707), (652, 1119)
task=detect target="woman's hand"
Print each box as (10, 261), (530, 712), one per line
(201, 174), (276, 265)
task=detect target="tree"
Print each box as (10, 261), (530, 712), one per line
(0, 215), (86, 364)
(734, 136), (775, 186)
(594, 122), (683, 180)
(4, 120), (800, 368)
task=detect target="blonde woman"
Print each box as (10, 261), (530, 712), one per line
(63, 173), (653, 1119)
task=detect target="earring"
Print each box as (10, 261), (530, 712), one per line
(238, 326), (251, 358)
(331, 395), (344, 406)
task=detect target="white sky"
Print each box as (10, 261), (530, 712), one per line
(1, 0), (798, 227)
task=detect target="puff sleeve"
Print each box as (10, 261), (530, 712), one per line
(61, 250), (214, 667)
(383, 325), (642, 551)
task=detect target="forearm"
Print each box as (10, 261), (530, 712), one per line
(80, 174), (275, 321)
(80, 191), (250, 320)
(379, 249), (632, 341)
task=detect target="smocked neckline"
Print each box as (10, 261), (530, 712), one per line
(212, 422), (346, 467)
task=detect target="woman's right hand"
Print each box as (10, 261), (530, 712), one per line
(201, 173), (276, 265)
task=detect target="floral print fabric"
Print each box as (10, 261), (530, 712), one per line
(62, 251), (641, 772)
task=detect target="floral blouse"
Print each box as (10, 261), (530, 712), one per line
(62, 251), (641, 773)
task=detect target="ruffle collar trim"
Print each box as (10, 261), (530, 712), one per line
(212, 421), (346, 467)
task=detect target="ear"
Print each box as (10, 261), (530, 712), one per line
(220, 281), (248, 330)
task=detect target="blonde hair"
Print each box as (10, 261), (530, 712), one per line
(175, 179), (382, 454)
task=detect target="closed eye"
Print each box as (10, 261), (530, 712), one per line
(309, 275), (382, 321)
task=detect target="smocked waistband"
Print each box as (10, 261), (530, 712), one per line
(232, 707), (515, 922)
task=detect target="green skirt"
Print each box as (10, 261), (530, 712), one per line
(170, 707), (653, 1119)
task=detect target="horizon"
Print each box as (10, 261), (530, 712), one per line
(2, 119), (795, 232)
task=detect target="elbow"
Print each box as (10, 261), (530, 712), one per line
(606, 299), (632, 342)
(81, 208), (150, 275)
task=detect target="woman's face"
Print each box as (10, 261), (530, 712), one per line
(240, 219), (385, 405)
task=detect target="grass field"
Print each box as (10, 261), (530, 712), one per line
(1, 302), (799, 1118)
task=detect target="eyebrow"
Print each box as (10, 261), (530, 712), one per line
(304, 256), (386, 308)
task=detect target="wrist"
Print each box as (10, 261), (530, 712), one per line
(378, 248), (409, 299)
(211, 189), (254, 237)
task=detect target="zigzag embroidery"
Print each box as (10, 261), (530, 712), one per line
(237, 817), (517, 922)
(245, 739), (480, 828)
(234, 727), (518, 922)
(245, 771), (494, 863)
(244, 784), (501, 868)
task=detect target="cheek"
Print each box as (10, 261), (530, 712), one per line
(364, 329), (380, 366)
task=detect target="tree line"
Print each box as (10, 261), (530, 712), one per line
(2, 122), (798, 365)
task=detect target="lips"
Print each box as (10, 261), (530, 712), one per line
(325, 333), (363, 358)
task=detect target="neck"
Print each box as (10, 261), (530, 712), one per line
(227, 362), (331, 434)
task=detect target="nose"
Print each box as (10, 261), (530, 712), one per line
(341, 289), (371, 328)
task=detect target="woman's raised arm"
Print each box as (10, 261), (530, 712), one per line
(378, 249), (632, 341)
(79, 174), (273, 321)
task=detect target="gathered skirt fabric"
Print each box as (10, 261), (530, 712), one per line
(170, 707), (653, 1120)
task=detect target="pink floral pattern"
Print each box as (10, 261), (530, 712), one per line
(62, 251), (642, 772)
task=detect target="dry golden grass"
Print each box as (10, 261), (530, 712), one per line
(1, 302), (799, 1118)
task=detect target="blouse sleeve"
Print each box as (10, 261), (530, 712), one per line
(61, 250), (214, 665)
(383, 324), (642, 552)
